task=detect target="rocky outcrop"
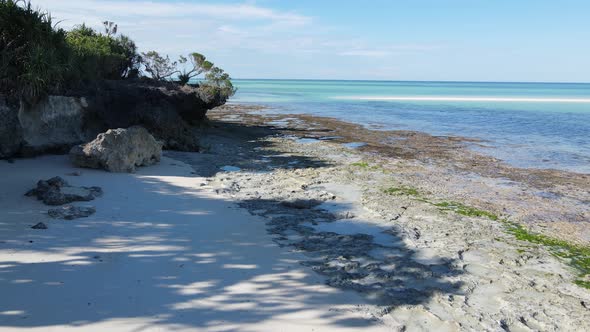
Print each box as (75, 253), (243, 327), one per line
(25, 176), (103, 206)
(18, 96), (90, 155)
(0, 79), (226, 159)
(0, 97), (23, 158)
(31, 222), (48, 230)
(69, 126), (162, 173)
(68, 79), (224, 151)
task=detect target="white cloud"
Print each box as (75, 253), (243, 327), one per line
(38, 0), (310, 25)
(30, 0), (439, 79)
(34, 0), (315, 54)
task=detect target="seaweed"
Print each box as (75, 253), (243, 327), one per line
(434, 201), (499, 221)
(351, 161), (370, 168)
(504, 221), (590, 289)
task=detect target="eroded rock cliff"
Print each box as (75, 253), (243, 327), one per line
(0, 79), (225, 158)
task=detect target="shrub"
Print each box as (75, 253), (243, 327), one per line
(117, 35), (141, 78)
(141, 51), (234, 97)
(202, 66), (236, 99)
(177, 52), (213, 85)
(0, 0), (232, 102)
(0, 0), (71, 101)
(141, 51), (178, 81)
(66, 24), (140, 81)
(0, 1), (140, 101)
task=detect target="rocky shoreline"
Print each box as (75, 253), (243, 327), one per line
(166, 104), (590, 331)
(205, 104), (590, 245)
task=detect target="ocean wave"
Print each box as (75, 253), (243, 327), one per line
(331, 96), (590, 103)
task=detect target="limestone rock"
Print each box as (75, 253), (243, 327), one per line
(18, 96), (89, 155)
(69, 126), (162, 173)
(0, 97), (23, 158)
(31, 222), (48, 230)
(48, 205), (96, 220)
(70, 79), (225, 151)
(25, 176), (102, 206)
(0, 79), (226, 159)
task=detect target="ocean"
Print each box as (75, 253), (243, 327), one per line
(229, 80), (590, 174)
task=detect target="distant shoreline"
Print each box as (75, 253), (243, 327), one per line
(231, 78), (590, 85)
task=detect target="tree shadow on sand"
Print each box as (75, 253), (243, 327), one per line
(238, 196), (465, 308)
(168, 120), (335, 177)
(0, 159), (464, 330)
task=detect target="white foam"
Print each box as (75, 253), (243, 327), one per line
(332, 96), (590, 103)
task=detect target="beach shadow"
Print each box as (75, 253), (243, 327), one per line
(0, 157), (463, 330)
(167, 119), (335, 177)
(236, 197), (464, 307)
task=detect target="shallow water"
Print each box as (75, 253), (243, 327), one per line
(343, 142), (367, 149)
(220, 165), (241, 172)
(230, 80), (590, 173)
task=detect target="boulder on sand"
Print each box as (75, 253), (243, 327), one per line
(25, 176), (102, 206)
(69, 126), (162, 173)
(31, 222), (48, 230)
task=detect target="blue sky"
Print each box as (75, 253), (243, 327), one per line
(36, 0), (590, 82)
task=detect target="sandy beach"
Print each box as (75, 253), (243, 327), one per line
(0, 155), (393, 331)
(1, 105), (589, 331)
(3, 1), (590, 331)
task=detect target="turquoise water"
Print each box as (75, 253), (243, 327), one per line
(230, 80), (590, 173)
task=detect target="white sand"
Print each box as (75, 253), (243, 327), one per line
(0, 156), (391, 331)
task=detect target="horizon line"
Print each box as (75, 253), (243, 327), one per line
(231, 78), (590, 85)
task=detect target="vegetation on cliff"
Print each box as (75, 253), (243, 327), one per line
(0, 0), (71, 101)
(0, 0), (235, 102)
(66, 23), (141, 81)
(142, 50), (235, 96)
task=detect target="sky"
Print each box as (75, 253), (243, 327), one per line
(34, 0), (590, 82)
